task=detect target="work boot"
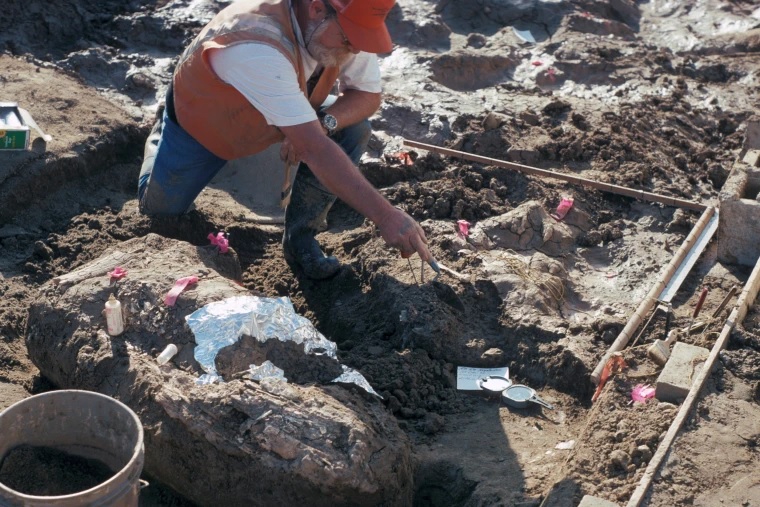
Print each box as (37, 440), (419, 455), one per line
(282, 164), (341, 280)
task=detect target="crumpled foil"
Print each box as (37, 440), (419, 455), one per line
(249, 360), (287, 382)
(238, 296), (337, 359)
(333, 365), (379, 396)
(186, 296), (379, 396)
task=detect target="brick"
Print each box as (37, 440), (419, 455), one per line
(743, 150), (760, 167)
(655, 342), (709, 403)
(578, 495), (620, 507)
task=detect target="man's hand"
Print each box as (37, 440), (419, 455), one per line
(279, 138), (300, 165)
(376, 207), (432, 262)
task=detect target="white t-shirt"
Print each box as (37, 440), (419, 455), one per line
(208, 12), (381, 128)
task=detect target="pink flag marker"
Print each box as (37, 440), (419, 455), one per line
(457, 220), (471, 239)
(208, 232), (229, 253)
(164, 276), (199, 306)
(632, 384), (655, 403)
(108, 267), (128, 280)
(551, 197), (574, 221)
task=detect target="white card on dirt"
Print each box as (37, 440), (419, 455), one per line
(456, 366), (509, 391)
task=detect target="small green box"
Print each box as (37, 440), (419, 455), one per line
(0, 102), (30, 151)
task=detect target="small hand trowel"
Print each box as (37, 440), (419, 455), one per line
(427, 258), (465, 312)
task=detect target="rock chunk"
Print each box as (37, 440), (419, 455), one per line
(26, 234), (412, 507)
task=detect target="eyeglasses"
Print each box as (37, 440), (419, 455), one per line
(332, 18), (351, 48)
(307, 15), (352, 49)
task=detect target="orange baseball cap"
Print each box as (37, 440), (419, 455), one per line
(327, 0), (396, 54)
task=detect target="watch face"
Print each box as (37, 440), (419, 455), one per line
(323, 114), (338, 131)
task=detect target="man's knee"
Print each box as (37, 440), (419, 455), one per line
(338, 119), (372, 164)
(343, 119), (371, 146)
(138, 180), (188, 216)
(138, 162), (219, 216)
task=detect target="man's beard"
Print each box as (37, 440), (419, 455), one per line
(304, 18), (351, 67)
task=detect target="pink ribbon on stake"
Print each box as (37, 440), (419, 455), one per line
(164, 276), (199, 306)
(208, 232), (229, 253)
(551, 197), (574, 221)
(108, 267), (128, 280)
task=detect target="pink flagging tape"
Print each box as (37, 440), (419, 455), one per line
(631, 384), (655, 403)
(108, 266), (128, 280)
(164, 276), (199, 306)
(457, 220), (470, 238)
(208, 232), (229, 253)
(551, 197), (574, 221)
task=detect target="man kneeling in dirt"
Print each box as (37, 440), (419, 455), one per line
(138, 0), (431, 279)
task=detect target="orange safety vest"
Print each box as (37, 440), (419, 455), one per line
(173, 0), (337, 161)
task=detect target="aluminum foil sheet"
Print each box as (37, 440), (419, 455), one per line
(238, 296), (337, 359)
(186, 295), (378, 396)
(249, 360), (287, 382)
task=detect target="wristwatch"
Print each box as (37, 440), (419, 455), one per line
(318, 111), (338, 136)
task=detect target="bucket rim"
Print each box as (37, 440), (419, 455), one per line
(0, 389), (145, 502)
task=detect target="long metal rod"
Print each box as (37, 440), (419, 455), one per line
(590, 206), (716, 384)
(627, 255), (760, 506)
(403, 139), (707, 212)
(658, 212), (719, 303)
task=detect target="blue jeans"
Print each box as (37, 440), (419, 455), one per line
(138, 108), (371, 216)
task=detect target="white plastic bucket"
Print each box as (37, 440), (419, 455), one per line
(0, 390), (144, 507)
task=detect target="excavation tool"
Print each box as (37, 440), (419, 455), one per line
(407, 258), (439, 284)
(687, 286), (708, 334)
(711, 285), (737, 319)
(647, 329), (680, 366)
(477, 375), (513, 399)
(502, 384), (555, 410)
(420, 258), (466, 312)
(411, 258), (465, 283)
(406, 258), (418, 284)
(630, 302), (670, 348)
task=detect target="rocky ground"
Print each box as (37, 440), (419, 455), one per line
(1, 0), (759, 506)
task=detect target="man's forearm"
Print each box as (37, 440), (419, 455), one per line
(300, 137), (392, 224)
(281, 121), (431, 262)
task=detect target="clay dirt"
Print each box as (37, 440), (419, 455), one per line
(1, 1), (760, 506)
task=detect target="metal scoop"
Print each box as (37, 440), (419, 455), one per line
(502, 384), (555, 410)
